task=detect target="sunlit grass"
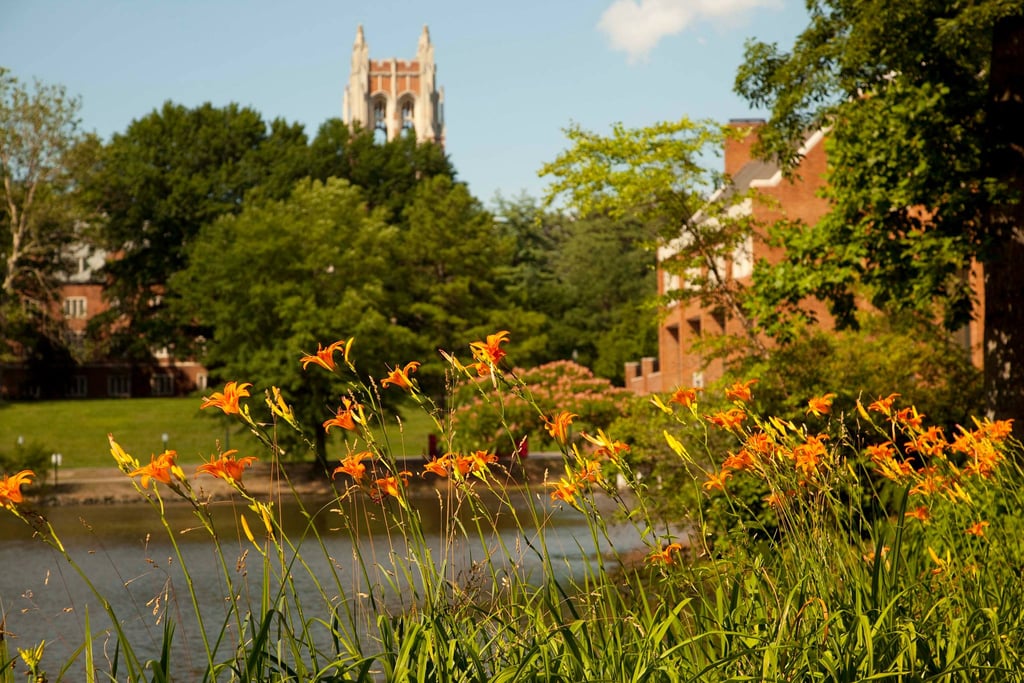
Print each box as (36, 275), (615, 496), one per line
(0, 398), (435, 467)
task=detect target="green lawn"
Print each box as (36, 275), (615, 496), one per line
(0, 398), (436, 468)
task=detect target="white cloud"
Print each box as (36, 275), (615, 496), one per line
(598, 0), (783, 63)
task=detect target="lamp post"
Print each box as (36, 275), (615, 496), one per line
(161, 433), (169, 452)
(50, 453), (62, 487)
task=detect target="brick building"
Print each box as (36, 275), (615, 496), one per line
(1, 244), (208, 400)
(625, 120), (984, 395)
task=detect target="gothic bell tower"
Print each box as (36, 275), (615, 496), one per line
(342, 25), (446, 147)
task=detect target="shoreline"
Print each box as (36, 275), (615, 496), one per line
(22, 456), (564, 507)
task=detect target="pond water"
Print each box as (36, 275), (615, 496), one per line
(0, 488), (645, 679)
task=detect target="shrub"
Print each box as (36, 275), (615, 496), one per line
(452, 359), (632, 452)
(0, 440), (50, 479)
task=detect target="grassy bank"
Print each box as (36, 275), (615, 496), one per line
(0, 397), (435, 467)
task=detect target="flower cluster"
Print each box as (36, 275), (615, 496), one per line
(861, 396), (1013, 530)
(547, 429), (629, 507)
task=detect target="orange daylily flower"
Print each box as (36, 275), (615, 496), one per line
(422, 456), (452, 478)
(369, 472), (410, 502)
(0, 470), (34, 508)
(581, 429), (629, 461)
(451, 454), (475, 477)
(468, 330), (510, 375)
(868, 393), (900, 416)
(548, 478), (579, 504)
(705, 408), (747, 431)
(909, 469), (946, 497)
(647, 543), (685, 566)
(874, 454), (915, 482)
(905, 426), (947, 458)
(323, 397), (362, 433)
(128, 450), (182, 488)
(793, 434), (829, 478)
(200, 381), (252, 415)
(963, 439), (1004, 478)
(965, 520), (990, 537)
(466, 450), (498, 473)
(543, 411), (577, 443)
(976, 417), (1014, 442)
(196, 450), (257, 484)
(575, 458), (603, 484)
(380, 361), (421, 390)
(806, 393), (837, 417)
(668, 386), (701, 408)
(332, 451), (371, 482)
(744, 432), (778, 458)
(299, 340), (348, 372)
(893, 406), (925, 430)
(725, 379), (758, 403)
(866, 441), (896, 463)
(702, 468), (731, 491)
(904, 505), (931, 523)
(722, 449), (755, 472)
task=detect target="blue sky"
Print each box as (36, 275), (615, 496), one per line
(2, 0), (808, 207)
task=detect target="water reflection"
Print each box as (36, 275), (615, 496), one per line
(0, 488), (642, 679)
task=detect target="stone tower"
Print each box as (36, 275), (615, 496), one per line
(342, 25), (445, 146)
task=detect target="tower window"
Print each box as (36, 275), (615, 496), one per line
(401, 100), (415, 130)
(373, 99), (387, 130)
(372, 99), (388, 143)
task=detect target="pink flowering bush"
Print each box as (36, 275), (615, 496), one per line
(453, 360), (632, 452)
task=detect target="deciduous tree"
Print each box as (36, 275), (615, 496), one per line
(540, 118), (765, 360)
(85, 102), (311, 356)
(170, 178), (415, 465)
(735, 1), (1023, 425)
(0, 68), (87, 354)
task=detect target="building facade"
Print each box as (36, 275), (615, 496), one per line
(1, 244), (208, 400)
(342, 25), (445, 146)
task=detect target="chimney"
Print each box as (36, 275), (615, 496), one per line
(724, 118), (765, 178)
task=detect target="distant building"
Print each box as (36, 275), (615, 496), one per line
(625, 120), (985, 395)
(343, 25), (445, 146)
(1, 244), (208, 400)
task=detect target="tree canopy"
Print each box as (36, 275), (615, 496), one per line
(83, 101), (312, 356)
(735, 1), (1024, 424)
(170, 177), (417, 465)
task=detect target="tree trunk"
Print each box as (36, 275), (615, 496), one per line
(983, 15), (1024, 435)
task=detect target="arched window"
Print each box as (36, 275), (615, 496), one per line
(401, 100), (415, 130)
(372, 99), (387, 131)
(372, 98), (388, 143)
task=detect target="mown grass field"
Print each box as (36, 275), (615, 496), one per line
(0, 398), (436, 468)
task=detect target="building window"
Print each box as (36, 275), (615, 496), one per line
(732, 235), (753, 279)
(151, 374), (174, 396)
(372, 98), (388, 143)
(692, 371), (705, 389)
(401, 100), (415, 130)
(67, 375), (88, 398)
(108, 374), (131, 397)
(63, 296), (88, 319)
(373, 99), (387, 128)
